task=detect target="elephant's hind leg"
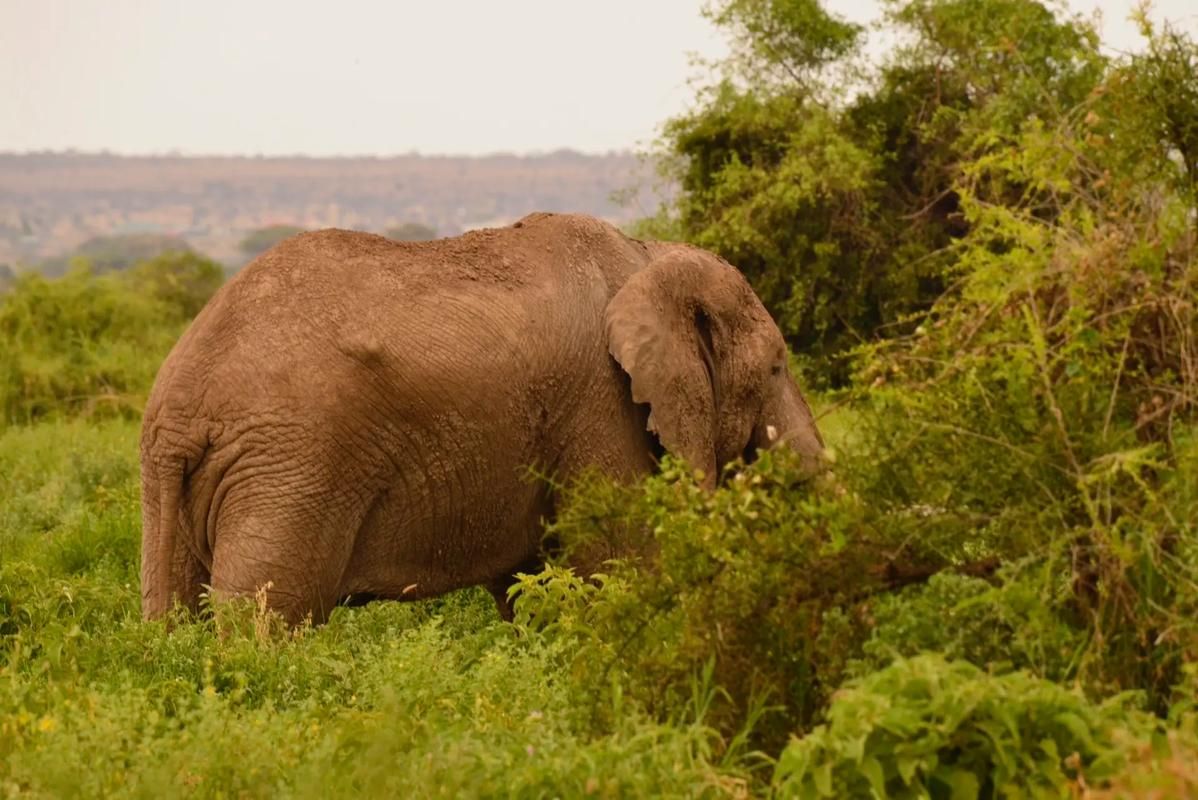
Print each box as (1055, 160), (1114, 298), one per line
(209, 485), (365, 626)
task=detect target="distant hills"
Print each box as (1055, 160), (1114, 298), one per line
(0, 151), (669, 270)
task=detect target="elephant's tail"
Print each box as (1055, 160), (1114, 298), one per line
(140, 451), (187, 621)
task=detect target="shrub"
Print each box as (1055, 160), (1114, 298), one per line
(513, 449), (993, 748)
(238, 225), (305, 258)
(0, 253), (222, 426)
(38, 234), (194, 277)
(772, 654), (1151, 798)
(1092, 717), (1198, 799)
(847, 17), (1198, 709)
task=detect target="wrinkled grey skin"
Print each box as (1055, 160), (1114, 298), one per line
(140, 212), (824, 624)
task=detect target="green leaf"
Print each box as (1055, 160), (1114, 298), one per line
(934, 766), (980, 800)
(860, 755), (888, 798)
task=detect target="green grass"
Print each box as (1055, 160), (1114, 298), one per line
(2, 414), (1194, 797)
(0, 422), (745, 797)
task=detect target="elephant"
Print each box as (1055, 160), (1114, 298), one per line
(139, 212), (825, 625)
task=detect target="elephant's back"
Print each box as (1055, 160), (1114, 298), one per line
(228, 212), (648, 298)
(184, 213), (647, 367)
(153, 213), (646, 428)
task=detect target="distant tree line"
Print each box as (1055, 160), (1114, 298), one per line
(21, 221), (443, 278)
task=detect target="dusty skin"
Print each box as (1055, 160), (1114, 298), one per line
(139, 212), (824, 624)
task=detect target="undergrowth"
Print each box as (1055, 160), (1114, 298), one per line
(0, 424), (750, 798)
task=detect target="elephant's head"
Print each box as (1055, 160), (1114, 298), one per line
(606, 248), (826, 488)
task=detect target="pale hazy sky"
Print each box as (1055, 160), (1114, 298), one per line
(2, 0), (1195, 156)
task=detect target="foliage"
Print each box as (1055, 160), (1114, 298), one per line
(238, 225), (306, 258)
(1090, 716), (1198, 799)
(772, 654), (1150, 798)
(385, 222), (438, 241)
(38, 234), (194, 278)
(124, 251), (225, 320)
(516, 450), (1026, 749)
(844, 9), (1198, 712)
(512, 5), (1197, 795)
(835, 572), (1084, 684)
(645, 0), (1108, 384)
(0, 252), (223, 427)
(705, 0), (863, 89)
(1111, 15), (1198, 198)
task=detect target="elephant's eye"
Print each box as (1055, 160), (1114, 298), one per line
(770, 365), (783, 377)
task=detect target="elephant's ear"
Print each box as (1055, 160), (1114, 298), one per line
(605, 256), (719, 487)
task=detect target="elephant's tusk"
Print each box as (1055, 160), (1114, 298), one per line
(402, 583), (420, 595)
(766, 425), (778, 443)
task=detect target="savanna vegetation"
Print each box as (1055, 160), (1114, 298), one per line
(38, 235), (195, 278)
(2, 0), (1197, 795)
(238, 226), (307, 259)
(385, 222), (438, 241)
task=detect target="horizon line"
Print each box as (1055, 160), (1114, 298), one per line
(0, 146), (652, 161)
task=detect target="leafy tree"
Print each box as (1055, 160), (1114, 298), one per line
(705, 0), (863, 89)
(238, 225), (305, 258)
(125, 251), (225, 320)
(386, 222), (438, 241)
(644, 0), (1106, 384)
(39, 234), (194, 277)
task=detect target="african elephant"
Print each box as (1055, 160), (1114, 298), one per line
(139, 212), (824, 624)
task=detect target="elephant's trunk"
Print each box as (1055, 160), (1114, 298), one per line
(755, 376), (826, 477)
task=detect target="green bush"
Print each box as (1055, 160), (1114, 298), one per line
(1091, 716), (1198, 799)
(38, 234), (194, 277)
(512, 449), (983, 748)
(844, 15), (1198, 710)
(0, 252), (222, 426)
(772, 654), (1150, 798)
(125, 250), (224, 320)
(238, 225), (305, 258)
(832, 572), (1084, 685)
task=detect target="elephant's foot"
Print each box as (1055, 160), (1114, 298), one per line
(486, 554), (544, 622)
(486, 576), (522, 622)
(487, 583), (516, 622)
